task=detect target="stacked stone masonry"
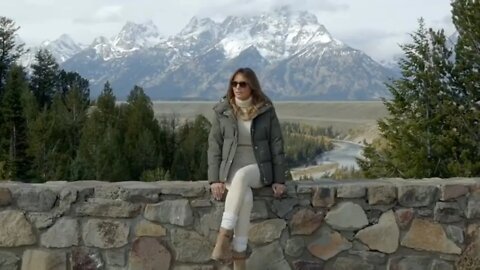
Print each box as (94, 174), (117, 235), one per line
(0, 178), (479, 270)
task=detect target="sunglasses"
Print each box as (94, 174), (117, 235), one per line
(231, 81), (248, 88)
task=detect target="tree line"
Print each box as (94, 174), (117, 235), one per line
(359, 0), (480, 178)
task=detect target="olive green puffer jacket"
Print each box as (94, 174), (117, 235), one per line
(208, 98), (287, 186)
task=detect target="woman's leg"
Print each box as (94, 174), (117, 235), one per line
(225, 164), (263, 252)
(213, 164), (261, 262)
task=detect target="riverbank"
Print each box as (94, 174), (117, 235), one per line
(290, 140), (364, 180)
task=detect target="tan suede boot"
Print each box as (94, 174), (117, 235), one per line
(211, 228), (233, 262)
(232, 250), (247, 270)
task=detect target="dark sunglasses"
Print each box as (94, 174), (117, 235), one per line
(231, 81), (248, 88)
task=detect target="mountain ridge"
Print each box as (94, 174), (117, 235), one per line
(21, 7), (397, 100)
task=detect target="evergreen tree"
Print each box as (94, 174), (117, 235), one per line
(26, 107), (52, 181)
(57, 70), (90, 104)
(171, 115), (211, 180)
(0, 65), (30, 180)
(74, 82), (128, 180)
(30, 49), (59, 109)
(448, 0), (480, 175)
(0, 17), (24, 96)
(359, 19), (464, 178)
(122, 85), (162, 180)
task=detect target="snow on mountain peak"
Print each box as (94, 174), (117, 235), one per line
(112, 20), (164, 51)
(215, 8), (334, 60)
(180, 17), (219, 37)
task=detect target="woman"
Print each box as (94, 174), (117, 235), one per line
(208, 67), (287, 269)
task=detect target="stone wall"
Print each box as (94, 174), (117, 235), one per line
(0, 178), (479, 270)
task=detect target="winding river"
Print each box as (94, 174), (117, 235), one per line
(291, 140), (364, 180)
(316, 140), (364, 170)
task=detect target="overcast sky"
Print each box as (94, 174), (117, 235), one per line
(1, 0), (455, 62)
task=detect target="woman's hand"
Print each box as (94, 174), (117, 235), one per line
(210, 182), (225, 201)
(272, 183), (286, 198)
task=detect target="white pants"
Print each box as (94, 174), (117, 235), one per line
(222, 163), (263, 252)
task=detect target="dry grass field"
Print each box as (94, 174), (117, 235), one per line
(152, 101), (389, 143)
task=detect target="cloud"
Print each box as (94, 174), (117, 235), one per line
(270, 0), (349, 12)
(74, 5), (124, 24)
(197, 0), (348, 20)
(339, 29), (408, 61)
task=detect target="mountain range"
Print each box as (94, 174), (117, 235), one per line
(21, 7), (398, 101)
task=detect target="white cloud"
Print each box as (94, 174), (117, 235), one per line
(74, 5), (125, 24)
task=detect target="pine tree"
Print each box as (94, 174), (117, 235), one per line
(359, 19), (461, 178)
(57, 70), (90, 104)
(74, 82), (129, 180)
(30, 49), (59, 109)
(0, 17), (24, 97)
(122, 85), (162, 180)
(0, 65), (31, 180)
(449, 0), (480, 175)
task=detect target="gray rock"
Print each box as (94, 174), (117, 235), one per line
(285, 237), (304, 257)
(190, 199), (211, 208)
(170, 228), (212, 263)
(251, 200), (269, 220)
(158, 181), (206, 197)
(368, 185), (396, 205)
(292, 260), (324, 270)
(465, 193), (480, 219)
(337, 185), (366, 198)
(54, 187), (78, 215)
(26, 212), (56, 229)
(249, 219), (286, 245)
(272, 198), (298, 218)
(0, 251), (19, 270)
(75, 198), (141, 218)
(430, 259), (454, 270)
(349, 250), (386, 264)
(248, 241), (286, 270)
(332, 257), (374, 270)
(325, 202), (368, 231)
(434, 202), (462, 223)
(105, 248), (126, 267)
(40, 217), (79, 248)
(398, 185), (438, 207)
(445, 225), (464, 244)
(144, 199), (193, 226)
(14, 188), (57, 211)
(82, 219), (129, 248)
(197, 205), (223, 237)
(387, 256), (431, 270)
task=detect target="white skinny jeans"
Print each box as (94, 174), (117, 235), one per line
(222, 160), (263, 252)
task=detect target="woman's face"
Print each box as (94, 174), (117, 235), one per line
(231, 73), (252, 100)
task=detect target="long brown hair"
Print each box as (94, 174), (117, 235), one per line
(226, 68), (268, 119)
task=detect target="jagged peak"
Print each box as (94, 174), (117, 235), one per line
(90, 36), (110, 46)
(179, 16), (219, 36)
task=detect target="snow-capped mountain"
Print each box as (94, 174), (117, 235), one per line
(91, 20), (164, 61)
(60, 7), (396, 100)
(19, 34), (84, 67)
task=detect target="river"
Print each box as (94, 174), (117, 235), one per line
(316, 140), (364, 170)
(290, 140), (364, 180)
